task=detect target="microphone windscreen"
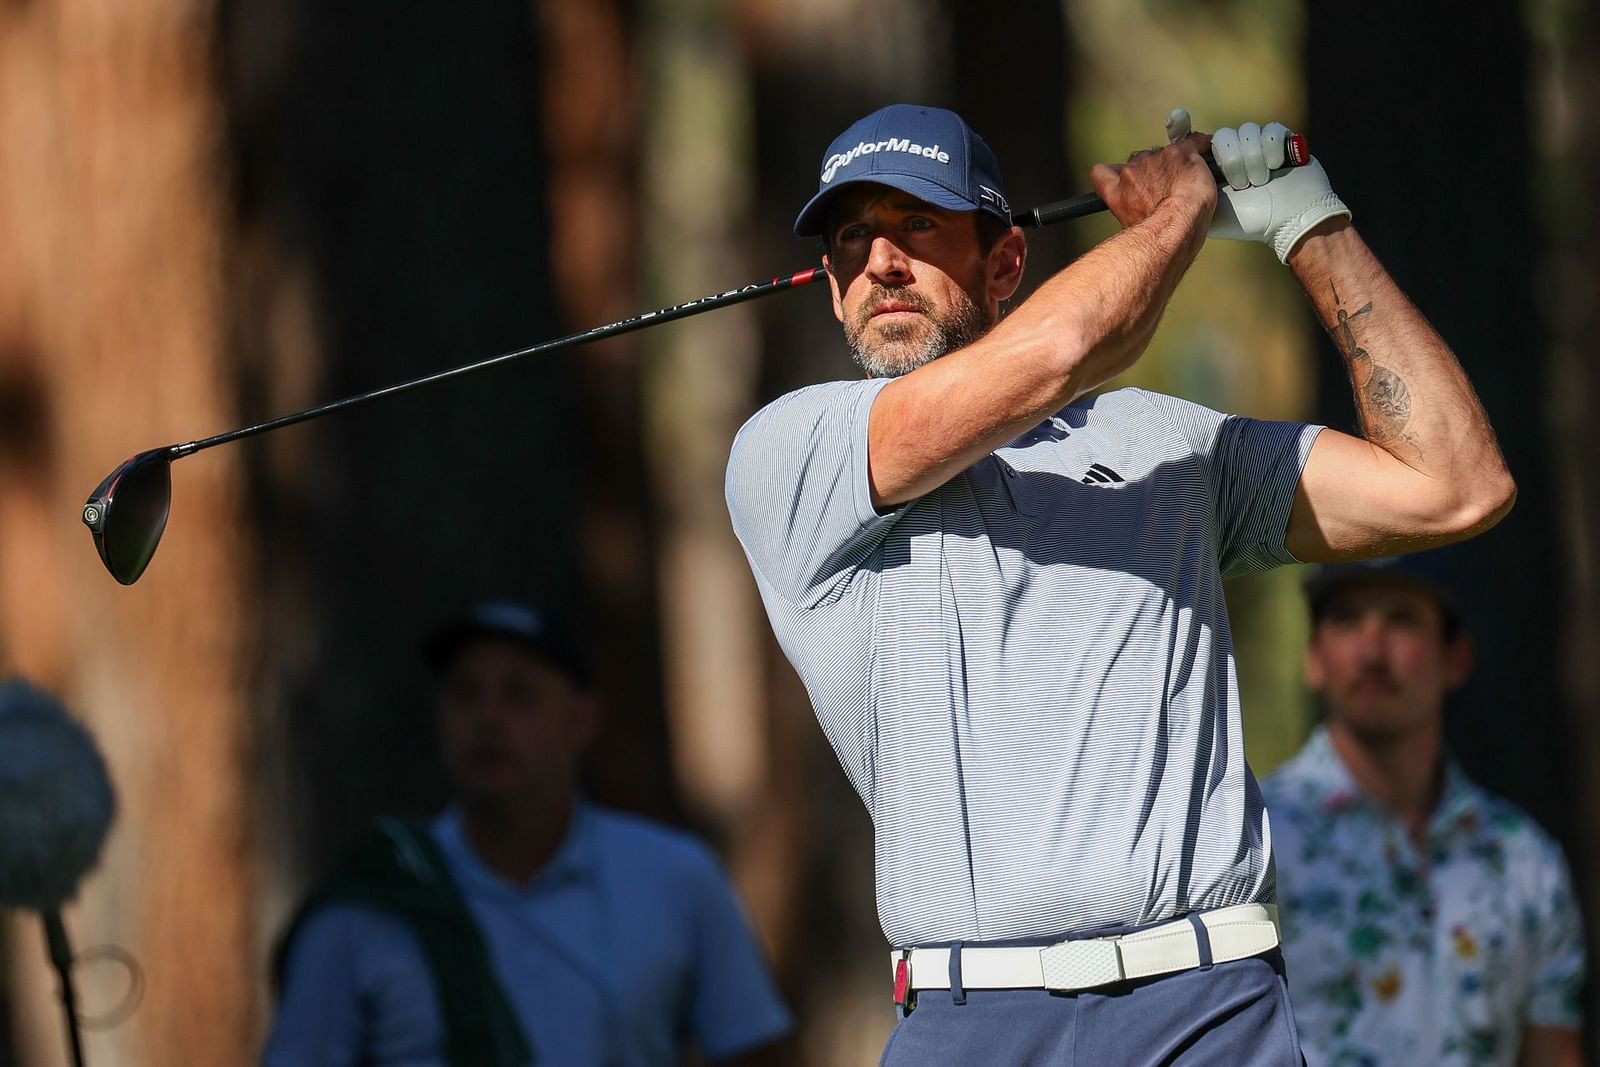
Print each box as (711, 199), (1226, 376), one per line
(0, 679), (117, 911)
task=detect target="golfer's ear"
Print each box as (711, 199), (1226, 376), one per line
(989, 228), (1026, 303)
(823, 255), (846, 323)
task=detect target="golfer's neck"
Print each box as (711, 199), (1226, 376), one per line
(458, 788), (575, 885)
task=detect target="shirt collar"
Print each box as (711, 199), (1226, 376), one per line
(434, 798), (596, 896)
(1294, 725), (1481, 835)
(1293, 726), (1366, 813)
(1428, 760), (1482, 837)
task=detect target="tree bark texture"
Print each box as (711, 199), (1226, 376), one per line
(1535, 0), (1600, 1058)
(538, 0), (681, 823)
(0, 0), (257, 1063)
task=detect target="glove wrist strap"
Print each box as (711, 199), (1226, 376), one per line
(1273, 192), (1352, 263)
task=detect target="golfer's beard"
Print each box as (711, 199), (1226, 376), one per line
(845, 286), (992, 379)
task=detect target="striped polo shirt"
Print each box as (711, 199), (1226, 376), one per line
(726, 378), (1322, 947)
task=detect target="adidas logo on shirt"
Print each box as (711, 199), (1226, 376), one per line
(1080, 463), (1124, 486)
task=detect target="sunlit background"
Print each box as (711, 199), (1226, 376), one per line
(1, 0), (1596, 1062)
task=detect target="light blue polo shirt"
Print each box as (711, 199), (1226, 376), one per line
(263, 803), (791, 1066)
(726, 380), (1321, 946)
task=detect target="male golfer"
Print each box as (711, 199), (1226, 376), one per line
(1265, 556), (1583, 1067)
(725, 103), (1514, 1063)
(264, 599), (792, 1066)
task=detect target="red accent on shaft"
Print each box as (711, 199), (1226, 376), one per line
(790, 267), (823, 287)
(1286, 133), (1310, 167)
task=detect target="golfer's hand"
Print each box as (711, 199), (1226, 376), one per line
(1171, 109), (1352, 263)
(1089, 134), (1216, 235)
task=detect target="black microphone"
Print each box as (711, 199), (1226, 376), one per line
(0, 679), (118, 1067)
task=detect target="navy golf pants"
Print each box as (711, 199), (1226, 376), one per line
(878, 947), (1306, 1067)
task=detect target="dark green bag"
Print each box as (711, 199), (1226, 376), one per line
(274, 817), (534, 1066)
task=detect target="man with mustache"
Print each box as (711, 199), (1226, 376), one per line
(725, 103), (1515, 1062)
(1264, 557), (1584, 1067)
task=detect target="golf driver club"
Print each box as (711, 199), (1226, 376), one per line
(83, 129), (1312, 584)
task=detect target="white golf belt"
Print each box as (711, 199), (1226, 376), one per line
(893, 903), (1280, 993)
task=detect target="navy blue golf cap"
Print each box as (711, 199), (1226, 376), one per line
(793, 104), (1012, 238)
(1304, 550), (1460, 623)
(424, 598), (590, 686)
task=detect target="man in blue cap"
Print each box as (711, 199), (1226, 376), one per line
(1265, 556), (1584, 1067)
(726, 101), (1516, 1063)
(264, 599), (793, 1066)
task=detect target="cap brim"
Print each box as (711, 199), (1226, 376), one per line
(1304, 568), (1454, 615)
(793, 173), (979, 238)
(422, 623), (590, 686)
(423, 621), (522, 670)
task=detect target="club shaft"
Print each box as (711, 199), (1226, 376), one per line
(174, 267), (831, 457)
(168, 189), (1118, 459)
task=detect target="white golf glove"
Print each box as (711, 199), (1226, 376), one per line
(1167, 108), (1351, 263)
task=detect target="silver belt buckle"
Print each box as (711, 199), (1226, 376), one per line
(1039, 937), (1124, 991)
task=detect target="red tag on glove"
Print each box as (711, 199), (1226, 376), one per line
(893, 957), (910, 1006)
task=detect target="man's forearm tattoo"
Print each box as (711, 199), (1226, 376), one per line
(1330, 283), (1372, 363)
(1362, 366), (1413, 438)
(1328, 282), (1411, 443)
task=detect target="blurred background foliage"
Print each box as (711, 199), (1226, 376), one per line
(0, 0), (1595, 1063)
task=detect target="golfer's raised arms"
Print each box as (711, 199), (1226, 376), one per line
(728, 103), (1327, 1065)
(1186, 116), (1517, 561)
(1283, 221), (1516, 560)
(829, 137), (1217, 509)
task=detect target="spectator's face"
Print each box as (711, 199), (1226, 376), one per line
(822, 185), (1004, 378)
(437, 638), (593, 804)
(1306, 584), (1470, 738)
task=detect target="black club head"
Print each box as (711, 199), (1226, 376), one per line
(83, 449), (175, 585)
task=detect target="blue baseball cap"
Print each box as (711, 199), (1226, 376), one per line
(793, 104), (1012, 238)
(1304, 550), (1461, 628)
(424, 598), (590, 686)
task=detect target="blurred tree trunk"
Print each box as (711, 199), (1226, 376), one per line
(0, 1), (257, 1063)
(229, 0), (671, 1048)
(1538, 0), (1600, 1057)
(637, 0), (768, 862)
(226, 0), (672, 870)
(1305, 1), (1567, 828)
(227, 0), (667, 1051)
(226, 0), (586, 882)
(538, 0), (679, 822)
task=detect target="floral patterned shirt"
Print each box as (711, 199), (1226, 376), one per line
(1263, 728), (1584, 1067)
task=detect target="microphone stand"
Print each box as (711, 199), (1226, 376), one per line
(42, 909), (87, 1067)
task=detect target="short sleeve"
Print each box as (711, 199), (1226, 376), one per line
(726, 379), (901, 605)
(681, 849), (793, 1059)
(262, 906), (444, 1067)
(1132, 390), (1322, 577)
(1524, 840), (1586, 1029)
(262, 908), (368, 1067)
